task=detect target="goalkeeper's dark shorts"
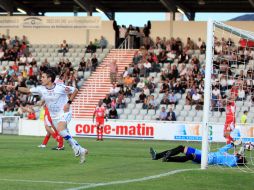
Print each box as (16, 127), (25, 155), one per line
(186, 147), (202, 163)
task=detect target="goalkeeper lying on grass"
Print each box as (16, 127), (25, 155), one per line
(150, 140), (247, 167)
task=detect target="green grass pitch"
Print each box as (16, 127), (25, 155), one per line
(0, 135), (253, 190)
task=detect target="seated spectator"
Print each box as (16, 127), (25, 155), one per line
(58, 40), (69, 56)
(116, 94), (126, 108)
(159, 80), (170, 93)
(168, 91), (177, 105)
(109, 83), (120, 97)
(108, 107), (118, 119)
(124, 86), (132, 97)
(143, 85), (150, 96)
(160, 96), (170, 105)
(4, 107), (14, 116)
(103, 94), (112, 109)
(166, 107), (176, 121)
(123, 74), (134, 88)
(0, 97), (5, 113)
(78, 57), (87, 72)
(86, 41), (96, 53)
(136, 79), (145, 92)
(192, 90), (201, 105)
(136, 90), (146, 104)
(99, 36), (107, 51)
(148, 95), (158, 110)
(173, 79), (185, 94)
(156, 106), (167, 121)
(237, 86), (246, 101)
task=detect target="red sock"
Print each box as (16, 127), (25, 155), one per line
(51, 132), (57, 139)
(57, 136), (64, 148)
(100, 128), (103, 140)
(226, 136), (233, 144)
(42, 135), (50, 145)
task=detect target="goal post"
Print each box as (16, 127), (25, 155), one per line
(201, 20), (214, 170)
(201, 20), (254, 170)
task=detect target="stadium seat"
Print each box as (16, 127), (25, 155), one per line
(128, 115), (136, 120)
(135, 115), (144, 120)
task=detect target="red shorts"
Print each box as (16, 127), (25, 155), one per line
(224, 120), (235, 134)
(96, 117), (104, 126)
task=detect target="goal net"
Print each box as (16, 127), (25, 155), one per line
(201, 20), (254, 172)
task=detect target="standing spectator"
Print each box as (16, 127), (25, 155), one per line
(91, 54), (98, 71)
(109, 83), (120, 97)
(119, 25), (127, 45)
(109, 60), (118, 84)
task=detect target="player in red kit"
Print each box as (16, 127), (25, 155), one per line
(38, 106), (64, 150)
(93, 101), (107, 141)
(224, 99), (236, 144)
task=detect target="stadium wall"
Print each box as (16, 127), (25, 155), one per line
(18, 119), (254, 143)
(0, 18), (253, 46)
(0, 20), (115, 45)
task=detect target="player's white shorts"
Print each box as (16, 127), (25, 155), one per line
(52, 111), (72, 128)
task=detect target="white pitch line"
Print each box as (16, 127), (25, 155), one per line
(65, 168), (198, 190)
(0, 178), (94, 185)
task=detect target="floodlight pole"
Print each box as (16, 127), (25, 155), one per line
(201, 20), (214, 170)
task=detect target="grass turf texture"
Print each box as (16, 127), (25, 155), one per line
(0, 135), (253, 190)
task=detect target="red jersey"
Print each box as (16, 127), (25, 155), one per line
(94, 106), (106, 119)
(225, 102), (236, 123)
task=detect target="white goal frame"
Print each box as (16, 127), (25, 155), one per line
(201, 20), (254, 169)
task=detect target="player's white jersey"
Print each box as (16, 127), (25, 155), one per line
(30, 83), (75, 119)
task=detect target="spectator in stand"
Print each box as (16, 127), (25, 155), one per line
(147, 77), (156, 93)
(78, 57), (87, 72)
(103, 94), (112, 109)
(0, 48), (4, 60)
(99, 36), (107, 51)
(86, 41), (96, 53)
(116, 93), (126, 108)
(4, 107), (14, 116)
(108, 107), (118, 119)
(148, 95), (158, 110)
(109, 59), (118, 84)
(119, 25), (127, 45)
(158, 50), (167, 66)
(123, 74), (134, 88)
(133, 51), (142, 65)
(136, 90), (146, 104)
(143, 59), (152, 77)
(0, 97), (5, 113)
(197, 37), (203, 49)
(200, 42), (206, 54)
(237, 86), (246, 101)
(166, 107), (176, 121)
(168, 91), (177, 105)
(58, 40), (69, 56)
(156, 106), (167, 121)
(132, 64), (140, 78)
(136, 79), (145, 92)
(160, 95), (170, 105)
(91, 54), (98, 71)
(124, 86), (132, 97)
(159, 80), (170, 93)
(192, 90), (201, 105)
(109, 83), (120, 97)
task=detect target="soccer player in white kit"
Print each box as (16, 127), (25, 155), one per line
(16, 69), (88, 163)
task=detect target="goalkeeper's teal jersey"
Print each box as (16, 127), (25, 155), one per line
(208, 144), (238, 167)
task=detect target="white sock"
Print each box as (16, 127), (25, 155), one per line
(59, 129), (81, 149)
